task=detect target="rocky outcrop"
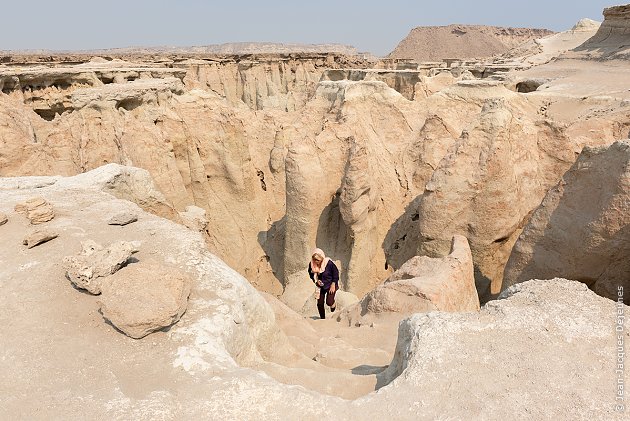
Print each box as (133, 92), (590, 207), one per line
(281, 80), (423, 306)
(58, 164), (178, 220)
(0, 212), (7, 226)
(23, 228), (58, 248)
(394, 85), (617, 299)
(503, 141), (630, 299)
(575, 4), (630, 58)
(14, 197), (55, 224)
(340, 235), (478, 325)
(63, 240), (136, 294)
(99, 261), (193, 339)
(0, 61), (186, 120)
(389, 25), (554, 62)
(0, 165), (297, 372)
(322, 69), (423, 100)
(376, 279), (625, 420)
(2, 39), (630, 307)
(1, 166), (627, 419)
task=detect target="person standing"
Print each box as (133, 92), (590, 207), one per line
(308, 248), (339, 319)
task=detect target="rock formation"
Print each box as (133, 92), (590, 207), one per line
(63, 240), (136, 294)
(0, 212), (7, 225)
(2, 30), (630, 306)
(0, 171), (624, 420)
(503, 140), (630, 300)
(23, 228), (58, 248)
(14, 197), (55, 224)
(99, 260), (193, 339)
(387, 81), (622, 299)
(375, 279), (625, 420)
(340, 235), (478, 326)
(575, 4), (630, 59)
(388, 25), (554, 62)
(2, 3), (630, 418)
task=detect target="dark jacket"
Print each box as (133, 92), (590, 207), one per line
(308, 259), (339, 290)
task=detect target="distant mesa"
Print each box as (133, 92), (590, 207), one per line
(388, 24), (554, 62)
(1, 42), (358, 57)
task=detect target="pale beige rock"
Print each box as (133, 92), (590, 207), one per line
(503, 140), (630, 299)
(575, 4), (630, 59)
(59, 164), (178, 221)
(402, 89), (617, 299)
(281, 80), (427, 305)
(375, 279), (624, 420)
(0, 160), (626, 419)
(2, 28), (630, 315)
(178, 205), (208, 232)
(63, 240), (135, 294)
(341, 235), (479, 326)
(572, 18), (600, 31)
(107, 212), (138, 226)
(14, 197), (54, 224)
(98, 261), (192, 339)
(0, 212), (7, 226)
(23, 228), (58, 248)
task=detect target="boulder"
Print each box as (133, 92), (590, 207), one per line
(107, 212), (138, 226)
(340, 235), (479, 326)
(23, 229), (58, 248)
(63, 240), (135, 294)
(178, 205), (208, 232)
(503, 140), (630, 299)
(98, 261), (193, 339)
(14, 197), (54, 224)
(0, 212), (7, 226)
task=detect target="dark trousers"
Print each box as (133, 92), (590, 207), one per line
(317, 287), (336, 319)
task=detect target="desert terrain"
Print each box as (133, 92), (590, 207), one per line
(1, 3), (629, 420)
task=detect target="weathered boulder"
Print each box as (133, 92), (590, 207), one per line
(107, 212), (138, 226)
(503, 140), (630, 299)
(23, 229), (58, 248)
(14, 197), (55, 224)
(63, 240), (135, 294)
(98, 261), (193, 339)
(341, 235), (478, 325)
(178, 205), (208, 232)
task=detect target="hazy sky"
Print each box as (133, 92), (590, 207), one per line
(0, 0), (615, 55)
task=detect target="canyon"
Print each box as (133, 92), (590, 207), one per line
(1, 3), (630, 420)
